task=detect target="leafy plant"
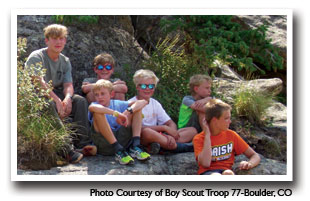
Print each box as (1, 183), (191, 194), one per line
(140, 35), (208, 122)
(52, 15), (99, 25)
(160, 15), (284, 77)
(17, 38), (71, 170)
(233, 88), (274, 124)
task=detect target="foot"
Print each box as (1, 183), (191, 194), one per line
(77, 145), (97, 156)
(115, 149), (134, 165)
(147, 143), (161, 154)
(67, 150), (83, 164)
(129, 145), (151, 161)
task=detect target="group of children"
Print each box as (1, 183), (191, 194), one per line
(25, 24), (260, 175)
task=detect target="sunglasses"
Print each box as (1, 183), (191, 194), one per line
(97, 64), (113, 71)
(139, 84), (155, 90)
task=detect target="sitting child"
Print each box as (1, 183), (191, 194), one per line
(88, 79), (150, 165)
(129, 69), (193, 153)
(82, 52), (128, 103)
(177, 74), (213, 143)
(193, 99), (261, 175)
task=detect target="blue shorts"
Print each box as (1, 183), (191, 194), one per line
(200, 169), (225, 175)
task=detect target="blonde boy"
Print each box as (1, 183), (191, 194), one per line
(193, 99), (260, 175)
(88, 79), (150, 165)
(82, 52), (128, 103)
(177, 74), (213, 143)
(129, 69), (193, 153)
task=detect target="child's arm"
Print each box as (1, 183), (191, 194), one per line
(145, 120), (179, 140)
(89, 103), (128, 127)
(191, 97), (212, 112)
(197, 119), (212, 167)
(239, 147), (261, 170)
(81, 82), (95, 94)
(112, 80), (128, 94)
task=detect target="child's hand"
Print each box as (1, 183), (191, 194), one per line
(239, 161), (253, 170)
(201, 117), (211, 136)
(116, 113), (128, 127)
(165, 126), (180, 140)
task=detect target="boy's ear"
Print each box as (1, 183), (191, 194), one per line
(194, 86), (199, 93)
(44, 38), (49, 45)
(110, 90), (115, 98)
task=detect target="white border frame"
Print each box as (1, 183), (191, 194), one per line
(11, 8), (293, 181)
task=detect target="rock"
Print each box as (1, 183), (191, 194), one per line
(18, 152), (286, 175)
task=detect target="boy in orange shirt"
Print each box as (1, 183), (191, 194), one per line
(193, 99), (260, 175)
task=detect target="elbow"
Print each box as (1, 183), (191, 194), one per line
(200, 161), (211, 168)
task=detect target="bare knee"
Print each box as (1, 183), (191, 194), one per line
(222, 170), (235, 175)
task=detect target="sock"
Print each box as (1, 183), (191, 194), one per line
(132, 136), (141, 147)
(171, 142), (194, 153)
(112, 141), (123, 153)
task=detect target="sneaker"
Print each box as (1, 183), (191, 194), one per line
(115, 149), (134, 165)
(147, 143), (161, 154)
(67, 150), (83, 164)
(76, 145), (97, 156)
(129, 145), (151, 161)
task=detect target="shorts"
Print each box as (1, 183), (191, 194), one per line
(200, 169), (225, 175)
(185, 112), (202, 133)
(90, 124), (133, 155)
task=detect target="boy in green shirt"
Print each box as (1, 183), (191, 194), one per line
(177, 74), (212, 143)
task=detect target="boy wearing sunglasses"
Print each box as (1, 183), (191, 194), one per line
(129, 69), (193, 153)
(82, 52), (128, 103)
(88, 79), (150, 165)
(177, 74), (213, 143)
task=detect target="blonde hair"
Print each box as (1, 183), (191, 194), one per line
(92, 79), (113, 93)
(93, 52), (115, 67)
(43, 24), (68, 39)
(189, 74), (212, 95)
(133, 69), (159, 87)
(205, 99), (231, 123)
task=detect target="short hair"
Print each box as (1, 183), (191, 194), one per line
(43, 24), (68, 39)
(93, 52), (115, 67)
(133, 69), (159, 87)
(189, 74), (212, 95)
(92, 79), (113, 93)
(205, 99), (231, 123)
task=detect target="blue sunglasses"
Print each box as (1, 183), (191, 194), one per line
(139, 84), (155, 90)
(97, 64), (113, 71)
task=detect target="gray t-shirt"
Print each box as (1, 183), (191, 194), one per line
(25, 47), (72, 90)
(82, 77), (119, 84)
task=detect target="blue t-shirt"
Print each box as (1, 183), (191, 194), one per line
(88, 100), (129, 132)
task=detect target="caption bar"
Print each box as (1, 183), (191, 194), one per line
(90, 188), (292, 198)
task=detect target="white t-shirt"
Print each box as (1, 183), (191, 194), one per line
(129, 96), (171, 126)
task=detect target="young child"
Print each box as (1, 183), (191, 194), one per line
(88, 79), (150, 165)
(82, 52), (128, 103)
(177, 74), (213, 143)
(129, 69), (193, 153)
(193, 99), (260, 175)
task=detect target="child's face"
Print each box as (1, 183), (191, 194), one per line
(45, 36), (66, 54)
(93, 87), (112, 107)
(94, 63), (114, 80)
(136, 78), (156, 100)
(194, 80), (211, 98)
(215, 109), (231, 132)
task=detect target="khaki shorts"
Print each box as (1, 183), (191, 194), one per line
(90, 124), (133, 155)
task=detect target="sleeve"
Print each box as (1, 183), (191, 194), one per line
(63, 59), (73, 83)
(232, 131), (250, 155)
(24, 53), (43, 75)
(193, 132), (205, 161)
(182, 96), (195, 107)
(155, 100), (171, 125)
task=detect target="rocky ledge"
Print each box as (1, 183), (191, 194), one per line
(17, 152), (286, 175)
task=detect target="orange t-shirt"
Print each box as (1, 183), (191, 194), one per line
(193, 129), (249, 175)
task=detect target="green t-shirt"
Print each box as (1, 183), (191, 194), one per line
(178, 95), (195, 128)
(25, 48), (72, 90)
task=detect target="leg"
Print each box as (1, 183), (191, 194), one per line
(71, 94), (92, 148)
(93, 113), (117, 144)
(177, 127), (198, 143)
(222, 170), (235, 175)
(141, 128), (177, 150)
